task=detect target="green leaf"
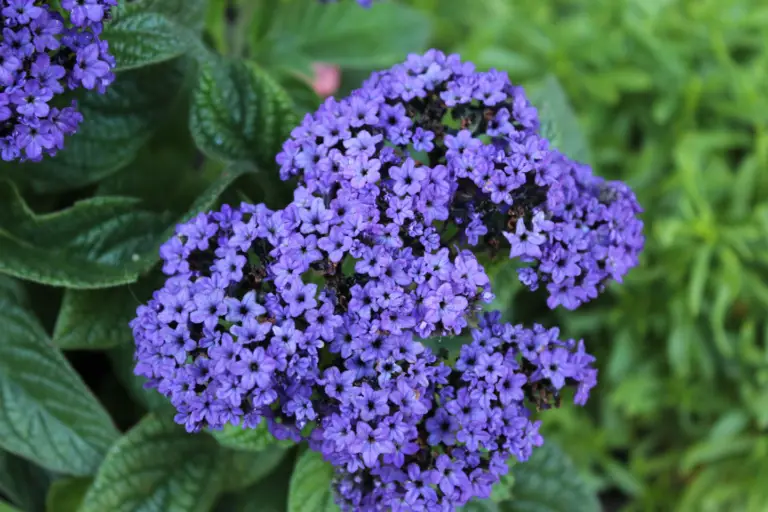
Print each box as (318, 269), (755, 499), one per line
(45, 477), (92, 512)
(109, 343), (173, 415)
(105, 13), (192, 71)
(529, 75), (592, 165)
(211, 422), (293, 453)
(0, 180), (167, 289)
(507, 442), (599, 512)
(189, 59), (296, 167)
(2, 58), (191, 193)
(226, 450), (295, 512)
(0, 449), (53, 512)
(461, 500), (500, 512)
(0, 286), (119, 475)
(112, 0), (208, 31)
(0, 501), (20, 512)
(221, 445), (290, 493)
(287, 450), (339, 512)
(79, 415), (221, 512)
(53, 273), (162, 350)
(252, 1), (431, 71)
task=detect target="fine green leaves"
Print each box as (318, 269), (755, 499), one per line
(190, 59), (296, 167)
(530, 75), (592, 165)
(0, 279), (119, 475)
(507, 443), (600, 512)
(211, 422), (293, 453)
(251, 1), (431, 72)
(79, 415), (221, 512)
(287, 450), (340, 512)
(105, 13), (192, 71)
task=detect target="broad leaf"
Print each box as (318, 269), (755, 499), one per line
(45, 477), (92, 512)
(287, 450), (339, 512)
(211, 422), (292, 453)
(251, 1), (431, 72)
(189, 59), (296, 168)
(507, 442), (599, 512)
(222, 445), (290, 493)
(109, 343), (173, 415)
(79, 415), (221, 512)
(105, 13), (192, 71)
(0, 501), (20, 512)
(2, 58), (191, 193)
(529, 75), (592, 165)
(0, 180), (167, 289)
(0, 282), (119, 475)
(112, 0), (208, 31)
(0, 449), (52, 512)
(53, 275), (161, 350)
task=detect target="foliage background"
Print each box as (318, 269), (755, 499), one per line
(0, 0), (767, 511)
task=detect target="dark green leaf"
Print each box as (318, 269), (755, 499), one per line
(105, 13), (192, 71)
(211, 422), (293, 453)
(0, 180), (167, 289)
(507, 442), (599, 512)
(79, 415), (221, 512)
(226, 450), (295, 512)
(2, 58), (191, 193)
(287, 450), (339, 512)
(53, 275), (161, 350)
(112, 0), (208, 31)
(529, 75), (592, 165)
(0, 286), (119, 475)
(189, 59), (296, 167)
(221, 445), (289, 493)
(109, 343), (173, 415)
(252, 1), (431, 71)
(0, 449), (52, 512)
(45, 477), (92, 512)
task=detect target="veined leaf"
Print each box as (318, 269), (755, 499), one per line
(0, 279), (119, 475)
(189, 58), (296, 168)
(251, 1), (431, 72)
(287, 450), (340, 512)
(105, 13), (193, 71)
(79, 415), (221, 512)
(507, 442), (599, 512)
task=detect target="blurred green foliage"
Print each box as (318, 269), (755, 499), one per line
(404, 0), (768, 510)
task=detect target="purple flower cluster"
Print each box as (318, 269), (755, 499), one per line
(277, 49), (643, 310)
(0, 0), (116, 161)
(517, 153), (644, 309)
(132, 50), (642, 512)
(275, 188), (493, 339)
(320, 311), (596, 511)
(132, 204), (330, 438)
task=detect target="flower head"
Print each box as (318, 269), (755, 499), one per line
(0, 0), (116, 162)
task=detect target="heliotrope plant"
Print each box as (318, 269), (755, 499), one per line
(0, 0), (117, 162)
(132, 50), (643, 511)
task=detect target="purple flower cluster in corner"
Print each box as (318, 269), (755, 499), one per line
(316, 311), (596, 511)
(0, 0), (117, 162)
(277, 49), (644, 310)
